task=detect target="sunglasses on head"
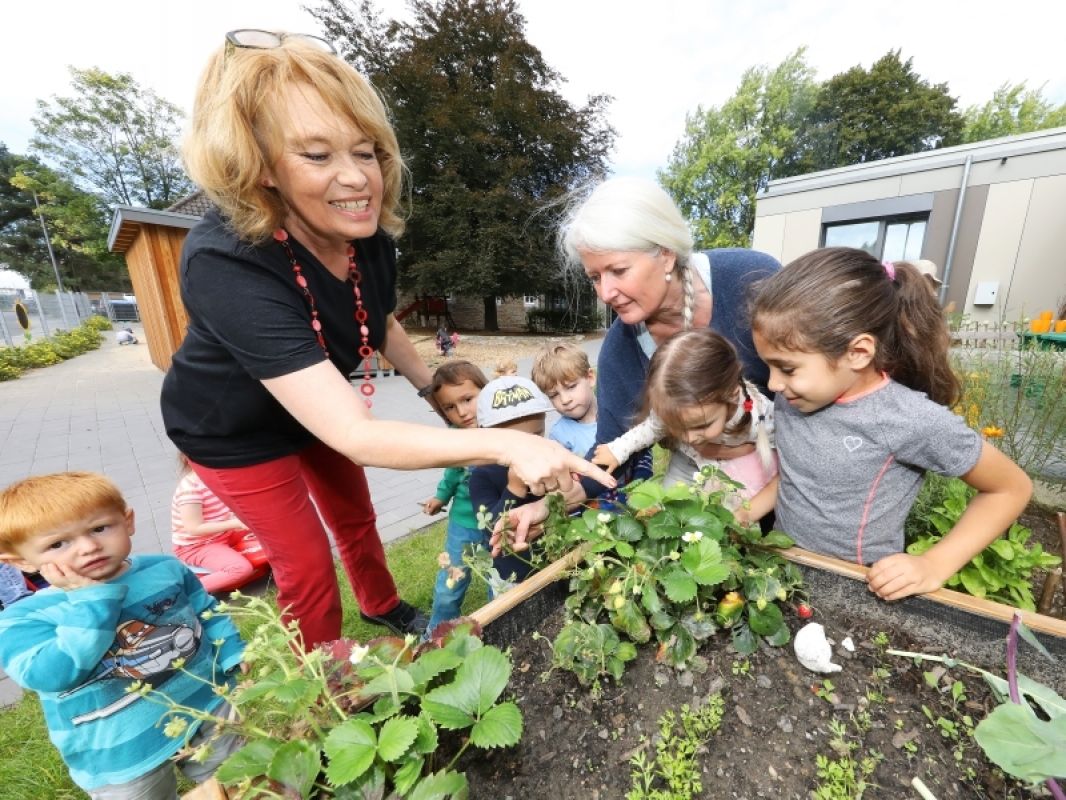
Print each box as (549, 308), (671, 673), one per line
(225, 29), (337, 55)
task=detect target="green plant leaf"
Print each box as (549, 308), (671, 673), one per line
(659, 626), (697, 667)
(324, 717), (378, 786)
(1017, 674), (1066, 720)
(615, 541), (635, 558)
(1016, 621), (1056, 663)
(958, 566), (988, 597)
(362, 666), (416, 698)
(414, 712), (439, 754)
(974, 703), (1066, 783)
(423, 645), (510, 727)
(987, 539), (1017, 560)
(266, 740), (321, 798)
(627, 480), (665, 510)
(765, 622), (791, 647)
(406, 768), (469, 800)
(760, 530), (795, 549)
(611, 599), (652, 643)
(747, 602), (784, 636)
(215, 739), (280, 785)
(731, 623), (758, 656)
(679, 610), (717, 641)
(660, 569), (698, 603)
(393, 755), (426, 796)
(377, 715), (420, 762)
(407, 648), (463, 687)
(470, 701), (523, 748)
(647, 513), (681, 540)
(614, 515), (644, 541)
(640, 585), (664, 615)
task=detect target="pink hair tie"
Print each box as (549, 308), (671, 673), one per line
(882, 260), (896, 281)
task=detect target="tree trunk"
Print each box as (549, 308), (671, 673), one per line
(482, 296), (498, 332)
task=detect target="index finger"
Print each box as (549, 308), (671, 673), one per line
(567, 454), (616, 489)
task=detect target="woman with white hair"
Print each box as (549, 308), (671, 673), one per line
(493, 176), (779, 551)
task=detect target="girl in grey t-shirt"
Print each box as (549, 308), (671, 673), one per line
(750, 247), (1031, 602)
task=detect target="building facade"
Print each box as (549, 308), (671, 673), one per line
(752, 127), (1066, 321)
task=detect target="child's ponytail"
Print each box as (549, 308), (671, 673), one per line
(886, 261), (960, 407)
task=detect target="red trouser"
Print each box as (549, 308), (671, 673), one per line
(190, 440), (399, 647)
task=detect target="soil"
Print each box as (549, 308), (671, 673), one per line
(453, 565), (1066, 800)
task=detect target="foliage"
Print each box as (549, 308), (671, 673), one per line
(626, 695), (724, 800)
(537, 466), (802, 687)
(31, 67), (192, 209)
(788, 50), (964, 174)
(144, 594), (521, 799)
(962, 81), (1066, 143)
(659, 49), (817, 248)
(812, 718), (883, 799)
(950, 341), (1066, 483)
(0, 146), (128, 291)
(889, 615), (1066, 790)
(0, 318), (105, 381)
(905, 474), (1060, 610)
(307, 0), (614, 327)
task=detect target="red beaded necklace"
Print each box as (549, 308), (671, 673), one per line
(273, 228), (376, 408)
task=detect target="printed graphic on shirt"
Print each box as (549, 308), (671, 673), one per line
(65, 612), (202, 725)
(843, 436), (863, 452)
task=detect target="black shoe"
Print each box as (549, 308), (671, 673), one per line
(360, 600), (429, 636)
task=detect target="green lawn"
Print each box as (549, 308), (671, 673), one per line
(0, 520), (476, 800)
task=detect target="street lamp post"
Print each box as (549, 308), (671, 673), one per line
(31, 190), (72, 329)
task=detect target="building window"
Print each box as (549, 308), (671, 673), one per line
(823, 215), (927, 262)
(523, 295), (540, 308)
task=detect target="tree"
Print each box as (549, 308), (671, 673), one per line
(961, 81), (1066, 143)
(31, 67), (193, 210)
(308, 0), (614, 329)
(791, 50), (963, 173)
(659, 50), (818, 248)
(0, 145), (128, 291)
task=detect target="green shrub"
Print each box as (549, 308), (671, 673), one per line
(905, 474), (1060, 609)
(0, 319), (105, 378)
(83, 315), (113, 332)
(525, 306), (602, 333)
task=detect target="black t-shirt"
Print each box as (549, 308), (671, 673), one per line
(161, 209), (397, 467)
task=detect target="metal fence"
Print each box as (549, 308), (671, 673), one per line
(0, 291), (139, 347)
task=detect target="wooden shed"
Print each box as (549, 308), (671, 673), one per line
(107, 194), (209, 371)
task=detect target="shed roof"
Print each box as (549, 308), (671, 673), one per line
(107, 206), (202, 253)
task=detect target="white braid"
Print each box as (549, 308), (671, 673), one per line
(680, 263), (695, 332)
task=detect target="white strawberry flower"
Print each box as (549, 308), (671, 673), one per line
(597, 512), (612, 524)
(681, 530), (704, 543)
(349, 644), (370, 666)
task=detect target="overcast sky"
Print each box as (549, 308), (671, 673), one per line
(2, 0), (1064, 181)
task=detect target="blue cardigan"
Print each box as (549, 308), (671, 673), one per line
(585, 248), (781, 494)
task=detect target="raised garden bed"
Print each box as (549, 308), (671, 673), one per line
(456, 547), (1066, 799)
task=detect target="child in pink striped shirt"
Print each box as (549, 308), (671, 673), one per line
(172, 456), (269, 593)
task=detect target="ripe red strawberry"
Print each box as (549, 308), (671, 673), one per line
(796, 603), (813, 620)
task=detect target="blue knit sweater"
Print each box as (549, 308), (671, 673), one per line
(584, 248), (781, 495)
(0, 556), (243, 790)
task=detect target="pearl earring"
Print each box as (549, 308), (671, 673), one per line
(664, 272), (673, 283)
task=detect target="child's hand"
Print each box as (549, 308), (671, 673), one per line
(866, 553), (945, 601)
(422, 497), (445, 515)
(39, 562), (99, 591)
(592, 445), (619, 473)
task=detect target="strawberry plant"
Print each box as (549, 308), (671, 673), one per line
(537, 466), (802, 685)
(139, 594), (522, 799)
